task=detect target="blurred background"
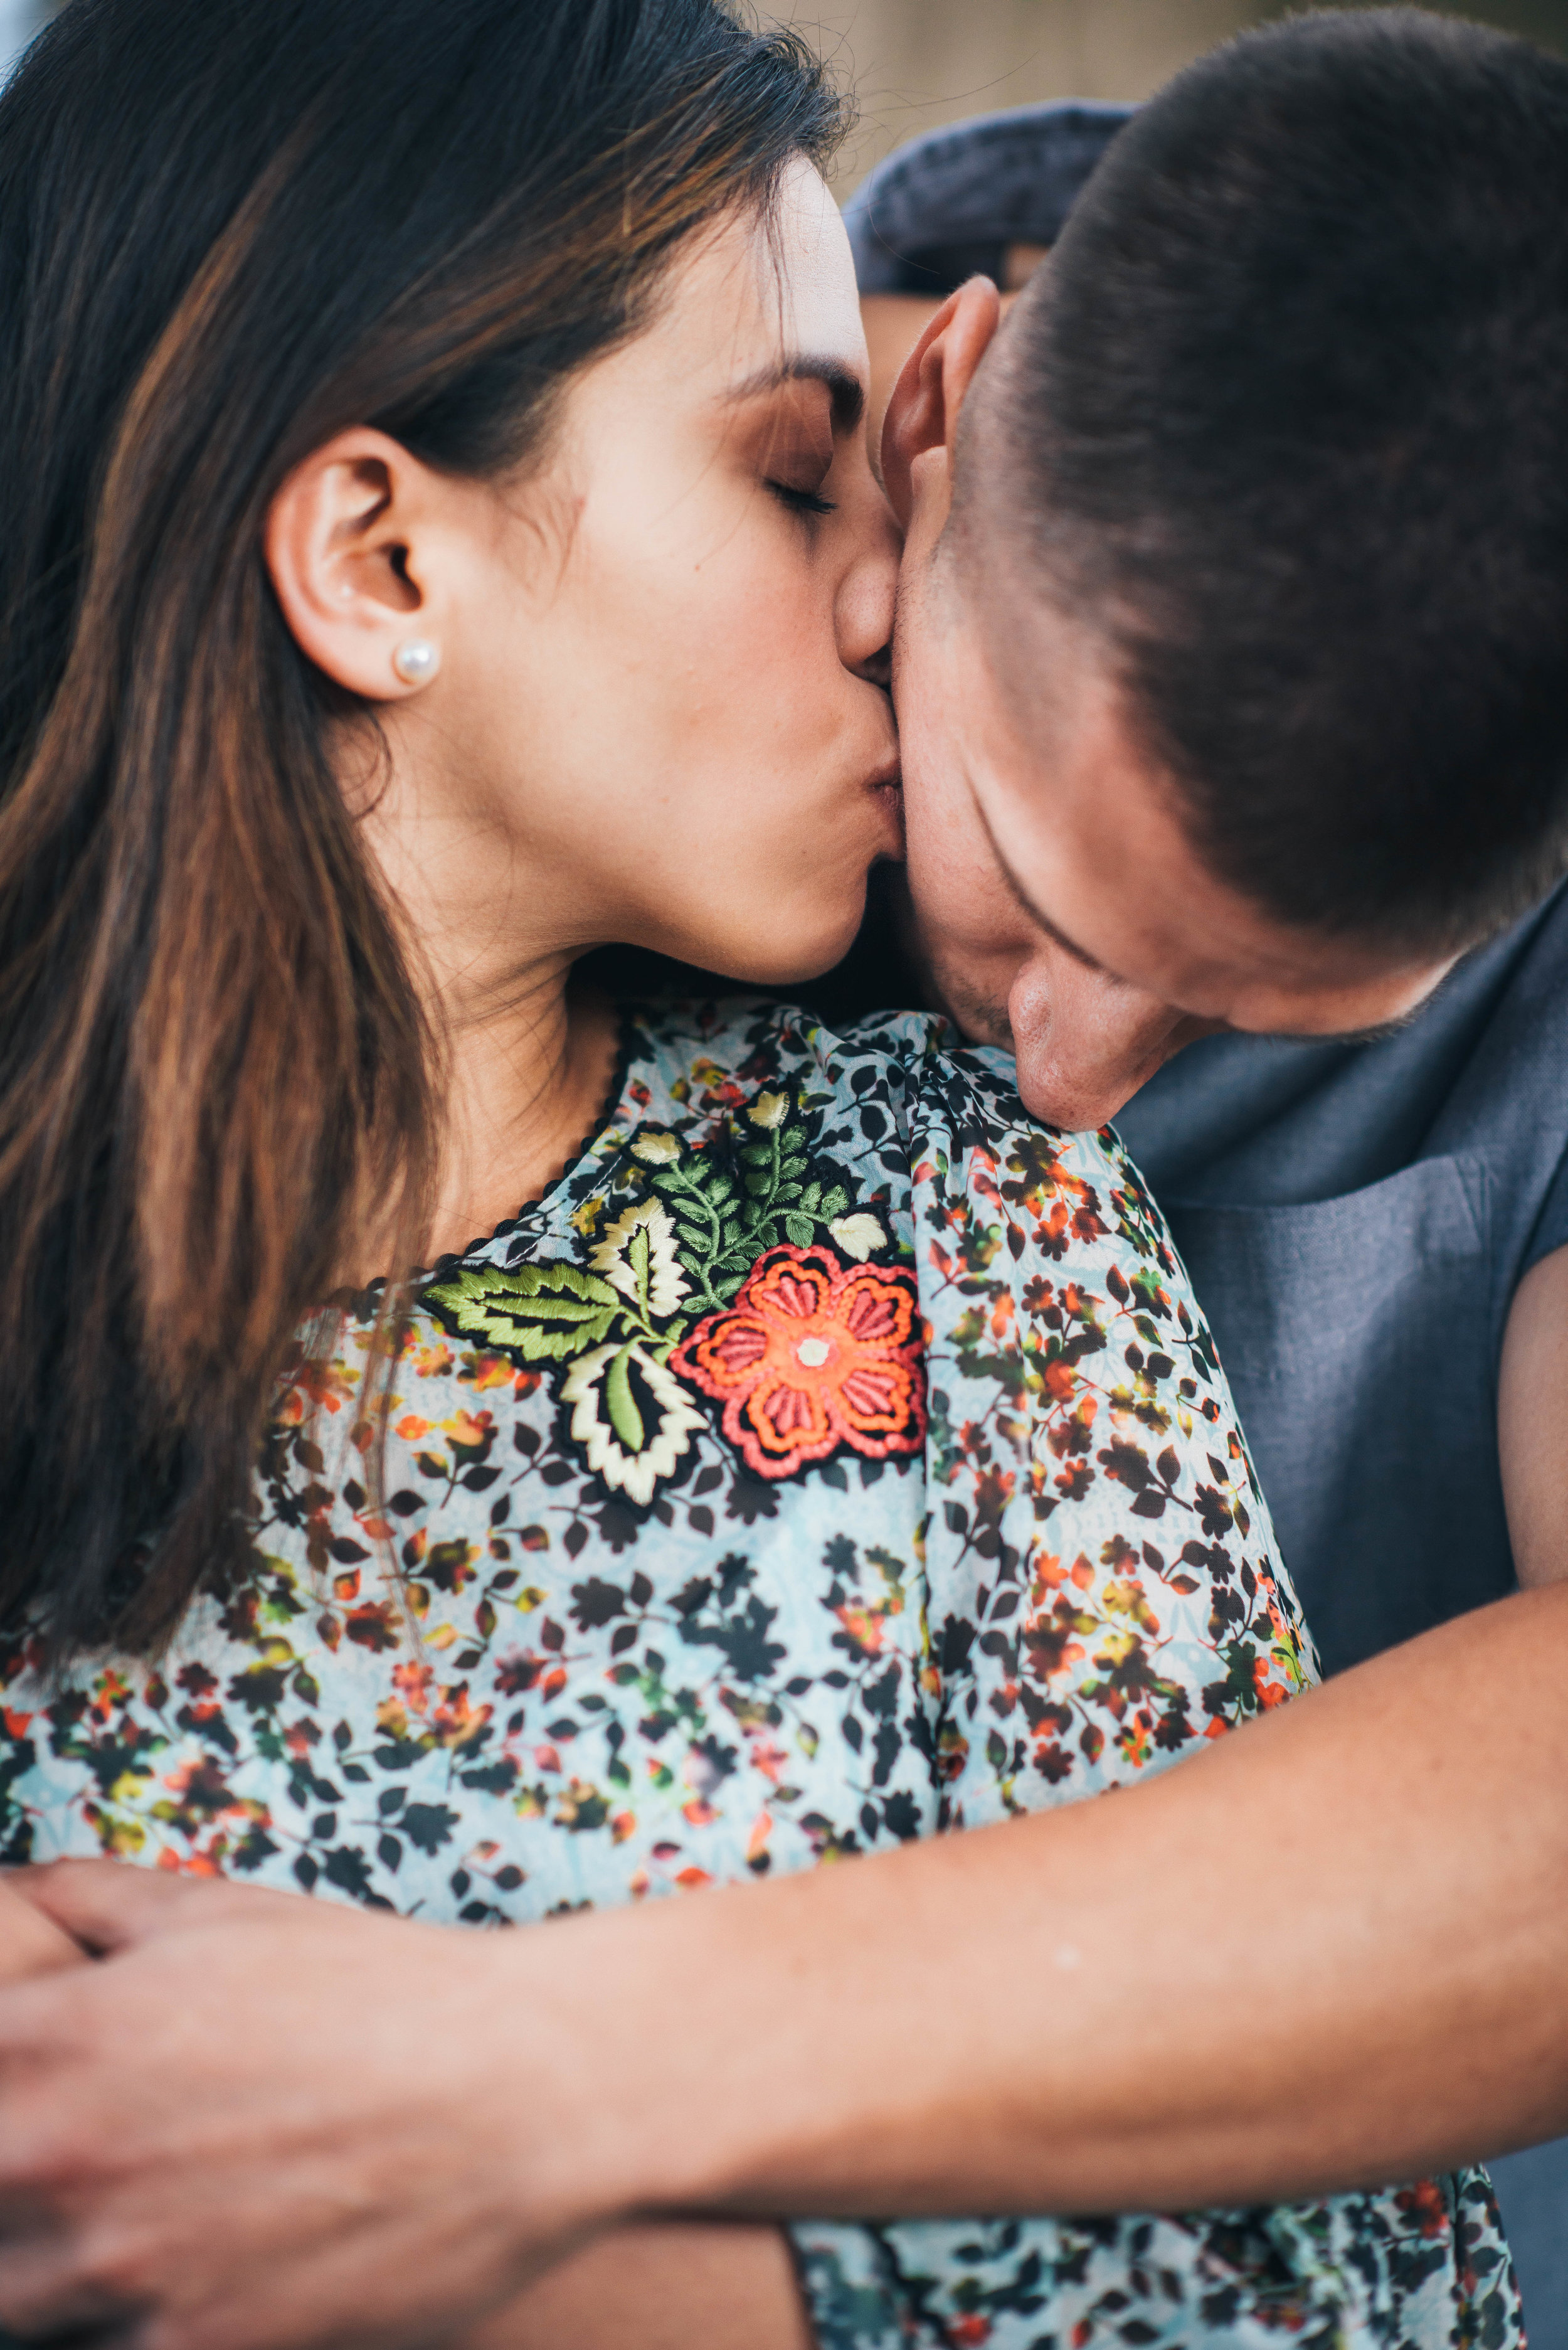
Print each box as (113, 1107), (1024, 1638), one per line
(1, 0), (44, 76)
(782, 0), (1568, 190)
(6, 1), (1568, 136)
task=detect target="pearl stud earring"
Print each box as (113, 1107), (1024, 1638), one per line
(393, 639), (440, 686)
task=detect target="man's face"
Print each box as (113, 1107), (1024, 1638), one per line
(894, 518), (1459, 1132)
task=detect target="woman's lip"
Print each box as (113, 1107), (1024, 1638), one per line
(872, 772), (906, 849)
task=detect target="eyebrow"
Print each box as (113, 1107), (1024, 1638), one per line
(726, 355), (866, 437)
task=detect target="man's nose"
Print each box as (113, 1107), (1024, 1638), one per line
(836, 494), (901, 685)
(1007, 952), (1204, 1133)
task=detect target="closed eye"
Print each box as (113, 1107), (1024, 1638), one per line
(768, 480), (836, 518)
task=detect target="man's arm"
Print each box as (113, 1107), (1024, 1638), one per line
(3, 1574), (1566, 2349)
(1499, 1241), (1568, 1588)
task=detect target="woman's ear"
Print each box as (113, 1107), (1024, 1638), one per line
(880, 276), (1002, 531)
(265, 429), (447, 701)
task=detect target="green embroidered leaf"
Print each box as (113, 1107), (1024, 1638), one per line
(423, 1262), (620, 1361)
(800, 1181), (822, 1213)
(604, 1345), (645, 1451)
(783, 1214), (815, 1247)
(821, 1186), (849, 1220)
(627, 1222), (651, 1312)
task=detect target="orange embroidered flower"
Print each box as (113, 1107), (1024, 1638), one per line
(670, 1243), (925, 1481)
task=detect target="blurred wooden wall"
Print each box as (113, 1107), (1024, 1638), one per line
(785, 0), (1568, 189)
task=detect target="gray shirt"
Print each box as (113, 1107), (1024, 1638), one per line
(1115, 877), (1568, 2319)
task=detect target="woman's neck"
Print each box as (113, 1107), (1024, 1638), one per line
(346, 743), (625, 1280)
(425, 964), (622, 1262)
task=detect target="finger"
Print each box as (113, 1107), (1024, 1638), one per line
(5, 1864), (299, 1956)
(0, 2230), (139, 2341)
(0, 1883), (89, 1984)
(3, 1866), (196, 1957)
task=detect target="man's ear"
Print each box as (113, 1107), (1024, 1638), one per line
(265, 428), (448, 703)
(880, 276), (1002, 529)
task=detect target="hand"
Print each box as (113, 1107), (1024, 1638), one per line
(0, 1863), (619, 2349)
(0, 1876), (85, 1986)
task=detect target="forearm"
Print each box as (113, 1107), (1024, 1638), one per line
(532, 1584), (1568, 2225)
(4, 1596), (1558, 2350)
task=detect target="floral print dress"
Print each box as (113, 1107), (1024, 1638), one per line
(0, 1002), (1519, 2349)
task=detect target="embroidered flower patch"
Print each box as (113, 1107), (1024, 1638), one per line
(421, 1081), (911, 1502)
(671, 1245), (924, 1479)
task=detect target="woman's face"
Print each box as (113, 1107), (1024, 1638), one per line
(314, 161), (902, 994)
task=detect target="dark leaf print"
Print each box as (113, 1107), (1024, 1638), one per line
(401, 1803), (462, 1855)
(1, 1002), (1511, 2350)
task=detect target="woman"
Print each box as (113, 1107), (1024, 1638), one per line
(0, 1), (1517, 2344)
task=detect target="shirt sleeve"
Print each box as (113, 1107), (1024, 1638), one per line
(909, 1046), (1318, 1838)
(1523, 1140), (1568, 1277)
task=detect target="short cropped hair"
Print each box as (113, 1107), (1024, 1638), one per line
(975, 8), (1568, 951)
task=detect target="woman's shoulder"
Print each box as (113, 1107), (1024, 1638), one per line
(618, 995), (1149, 1233)
(622, 994), (951, 1107)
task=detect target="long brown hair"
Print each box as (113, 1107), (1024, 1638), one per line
(0, 0), (845, 1653)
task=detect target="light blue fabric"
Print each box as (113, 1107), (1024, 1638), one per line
(0, 1002), (1520, 2347)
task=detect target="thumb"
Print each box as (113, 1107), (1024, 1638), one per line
(6, 1858), (302, 1955)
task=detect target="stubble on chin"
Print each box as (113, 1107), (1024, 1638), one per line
(924, 955), (1015, 1051)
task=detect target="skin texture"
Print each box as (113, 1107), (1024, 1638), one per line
(3, 211), (1568, 2350)
(0, 1883), (81, 1988)
(459, 2227), (811, 2350)
(265, 159), (899, 1266)
(1499, 1246), (1568, 1592)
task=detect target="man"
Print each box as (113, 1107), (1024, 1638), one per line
(847, 66), (1568, 2329)
(3, 12), (1567, 2345)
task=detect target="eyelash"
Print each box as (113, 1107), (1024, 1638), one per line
(768, 481), (836, 518)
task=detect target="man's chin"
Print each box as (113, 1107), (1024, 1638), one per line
(928, 970), (1014, 1050)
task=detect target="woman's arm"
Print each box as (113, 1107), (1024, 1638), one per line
(2, 1580), (1566, 2348)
